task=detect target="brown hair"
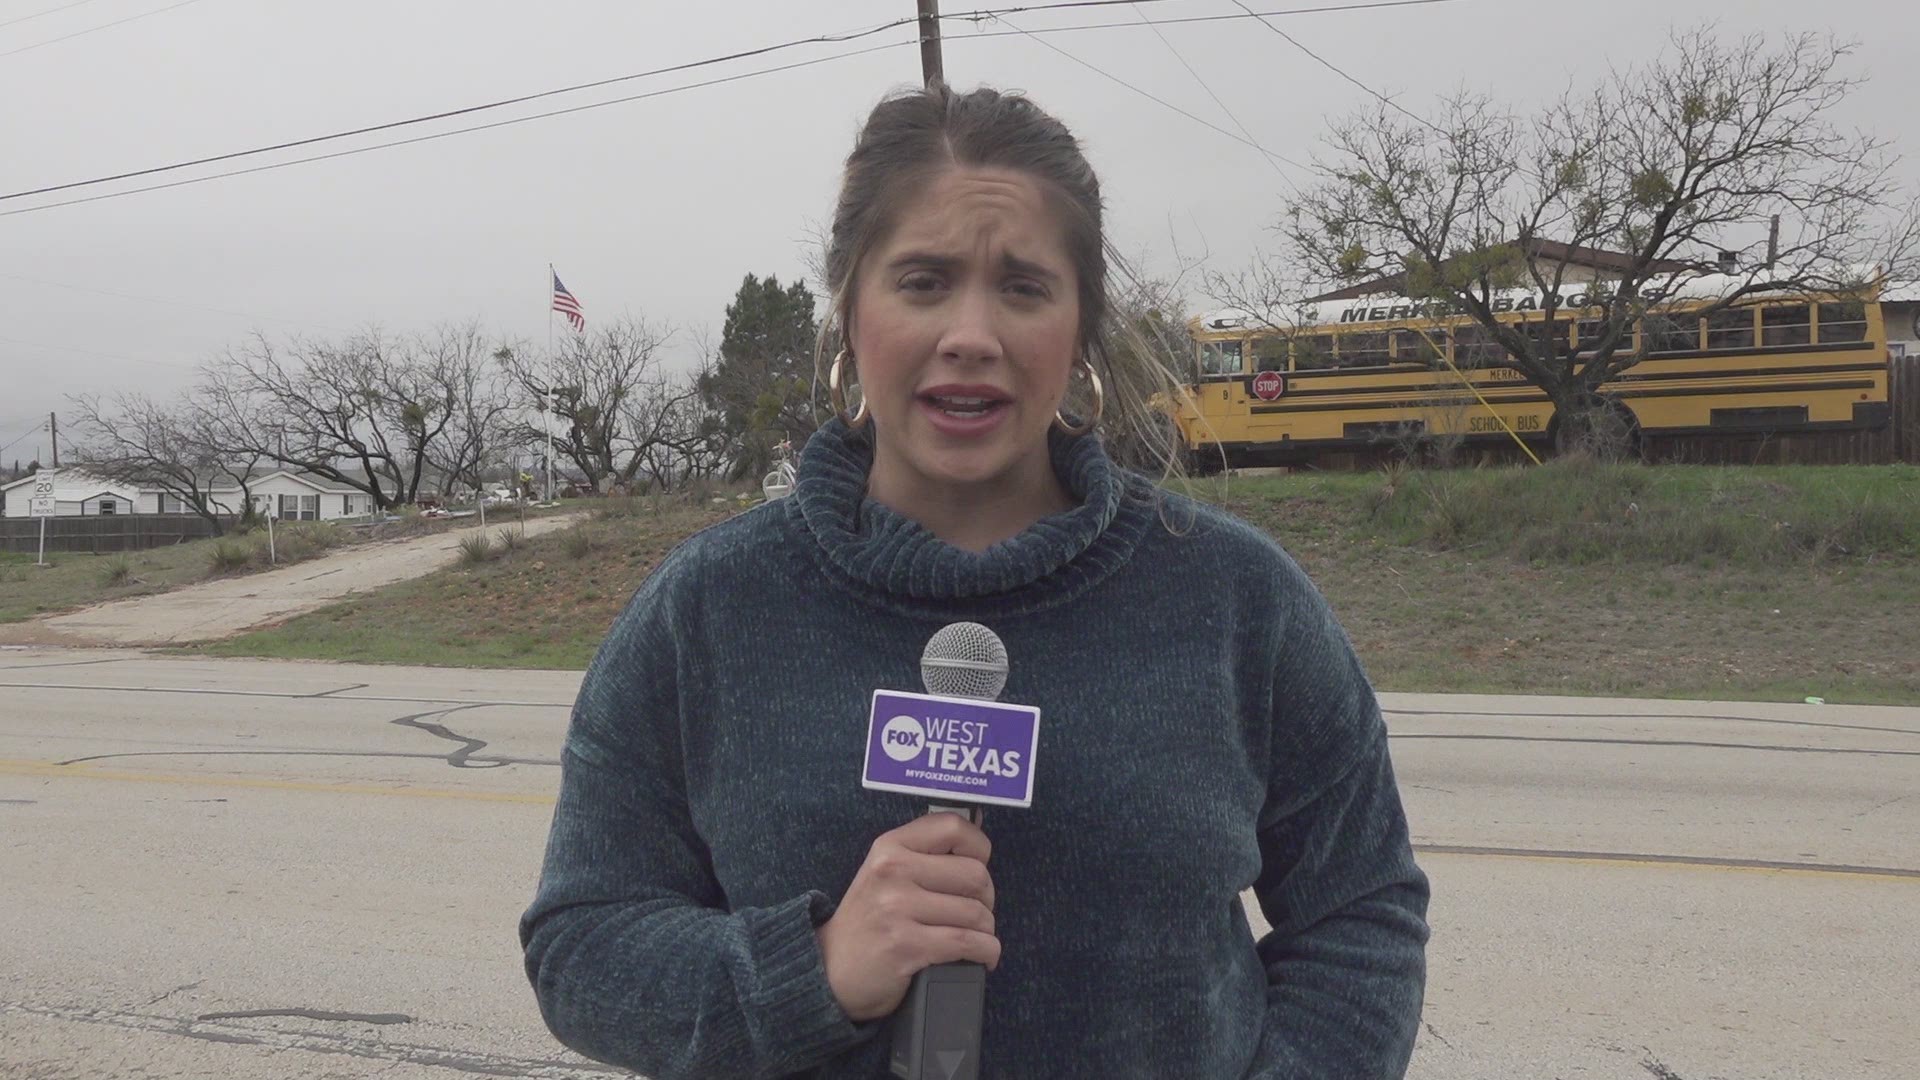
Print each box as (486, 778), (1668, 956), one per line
(818, 84), (1187, 481)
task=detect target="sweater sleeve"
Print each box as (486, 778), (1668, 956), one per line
(1244, 572), (1431, 1079)
(518, 559), (877, 1078)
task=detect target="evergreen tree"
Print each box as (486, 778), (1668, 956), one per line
(702, 274), (821, 480)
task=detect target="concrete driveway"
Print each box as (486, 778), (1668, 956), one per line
(0, 513), (585, 647)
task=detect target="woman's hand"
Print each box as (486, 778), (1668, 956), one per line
(816, 812), (1000, 1022)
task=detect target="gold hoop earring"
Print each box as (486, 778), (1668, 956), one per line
(1054, 360), (1104, 436)
(828, 349), (868, 429)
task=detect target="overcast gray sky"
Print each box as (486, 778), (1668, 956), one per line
(2, 0), (1914, 463)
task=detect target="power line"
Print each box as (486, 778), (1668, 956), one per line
(0, 0), (1193, 206)
(1227, 0), (1439, 131)
(1, 16), (923, 204)
(1125, 1), (1289, 184)
(0, 0), (206, 59)
(0, 334), (198, 368)
(0, 0), (1409, 208)
(0, 0), (1448, 217)
(945, 1), (1462, 44)
(0, 271), (350, 331)
(0, 0), (105, 31)
(0, 420), (51, 457)
(0, 38), (910, 218)
(984, 14), (1310, 180)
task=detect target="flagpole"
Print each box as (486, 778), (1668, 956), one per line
(546, 262), (556, 504)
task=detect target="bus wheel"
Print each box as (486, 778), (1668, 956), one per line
(1184, 443), (1228, 476)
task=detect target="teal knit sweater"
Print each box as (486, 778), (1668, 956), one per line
(520, 419), (1429, 1078)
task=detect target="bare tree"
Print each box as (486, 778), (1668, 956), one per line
(498, 317), (707, 493)
(198, 327), (489, 509)
(419, 324), (514, 499)
(1280, 28), (1919, 453)
(67, 392), (264, 533)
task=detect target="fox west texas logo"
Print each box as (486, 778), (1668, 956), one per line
(865, 689), (1040, 807)
(882, 713), (1023, 778)
(880, 715), (926, 762)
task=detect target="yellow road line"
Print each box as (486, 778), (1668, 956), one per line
(5, 758), (1914, 883)
(1417, 845), (1918, 883)
(0, 758), (556, 805)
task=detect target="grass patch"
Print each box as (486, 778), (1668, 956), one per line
(1217, 460), (1920, 566)
(0, 520), (360, 623)
(1218, 462), (1920, 705)
(204, 464), (1920, 704)
(202, 507), (729, 669)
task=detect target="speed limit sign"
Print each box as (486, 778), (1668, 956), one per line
(28, 470), (56, 517)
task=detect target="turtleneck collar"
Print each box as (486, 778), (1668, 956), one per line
(787, 417), (1153, 614)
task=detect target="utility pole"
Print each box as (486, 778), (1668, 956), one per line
(48, 412), (58, 467)
(916, 0), (943, 88)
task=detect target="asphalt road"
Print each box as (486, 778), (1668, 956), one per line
(1, 649), (1914, 1079)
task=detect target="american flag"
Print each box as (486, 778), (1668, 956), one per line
(551, 272), (585, 332)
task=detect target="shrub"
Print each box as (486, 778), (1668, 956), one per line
(209, 540), (252, 573)
(595, 497), (645, 520)
(563, 529), (595, 560)
(458, 534), (494, 565)
(101, 557), (132, 585)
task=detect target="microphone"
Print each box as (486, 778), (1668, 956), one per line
(890, 622), (1009, 1080)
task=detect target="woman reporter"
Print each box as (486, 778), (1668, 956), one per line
(521, 83), (1429, 1079)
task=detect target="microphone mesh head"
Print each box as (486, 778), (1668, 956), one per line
(921, 622), (1009, 701)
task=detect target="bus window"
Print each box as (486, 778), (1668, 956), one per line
(1295, 334), (1338, 370)
(1453, 322), (1503, 368)
(1340, 331), (1393, 367)
(1762, 304), (1811, 346)
(1253, 337), (1289, 372)
(1817, 302), (1868, 343)
(1574, 318), (1614, 354)
(1199, 339), (1244, 376)
(1522, 319), (1572, 358)
(1644, 312), (1702, 354)
(1705, 308), (1757, 350)
(1392, 329), (1444, 366)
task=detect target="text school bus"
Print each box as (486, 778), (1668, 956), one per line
(1173, 279), (1892, 470)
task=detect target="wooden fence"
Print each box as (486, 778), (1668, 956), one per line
(0, 514), (226, 555)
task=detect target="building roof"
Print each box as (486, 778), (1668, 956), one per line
(1, 466), (360, 496)
(1196, 269), (1877, 335)
(1304, 240), (1693, 303)
(0, 468), (132, 495)
(236, 469), (362, 493)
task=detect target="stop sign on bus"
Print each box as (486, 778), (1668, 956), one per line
(1252, 371), (1286, 400)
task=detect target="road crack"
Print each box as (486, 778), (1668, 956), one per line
(390, 704), (505, 769)
(2, 999), (626, 1077)
(198, 1008), (411, 1025)
(1854, 793), (1915, 818)
(1641, 1049), (1686, 1079)
(139, 980), (202, 1008)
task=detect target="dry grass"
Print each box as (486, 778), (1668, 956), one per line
(201, 506), (730, 668)
(204, 463), (1920, 703)
(1218, 461), (1920, 704)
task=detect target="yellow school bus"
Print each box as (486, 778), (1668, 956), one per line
(1174, 280), (1892, 469)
